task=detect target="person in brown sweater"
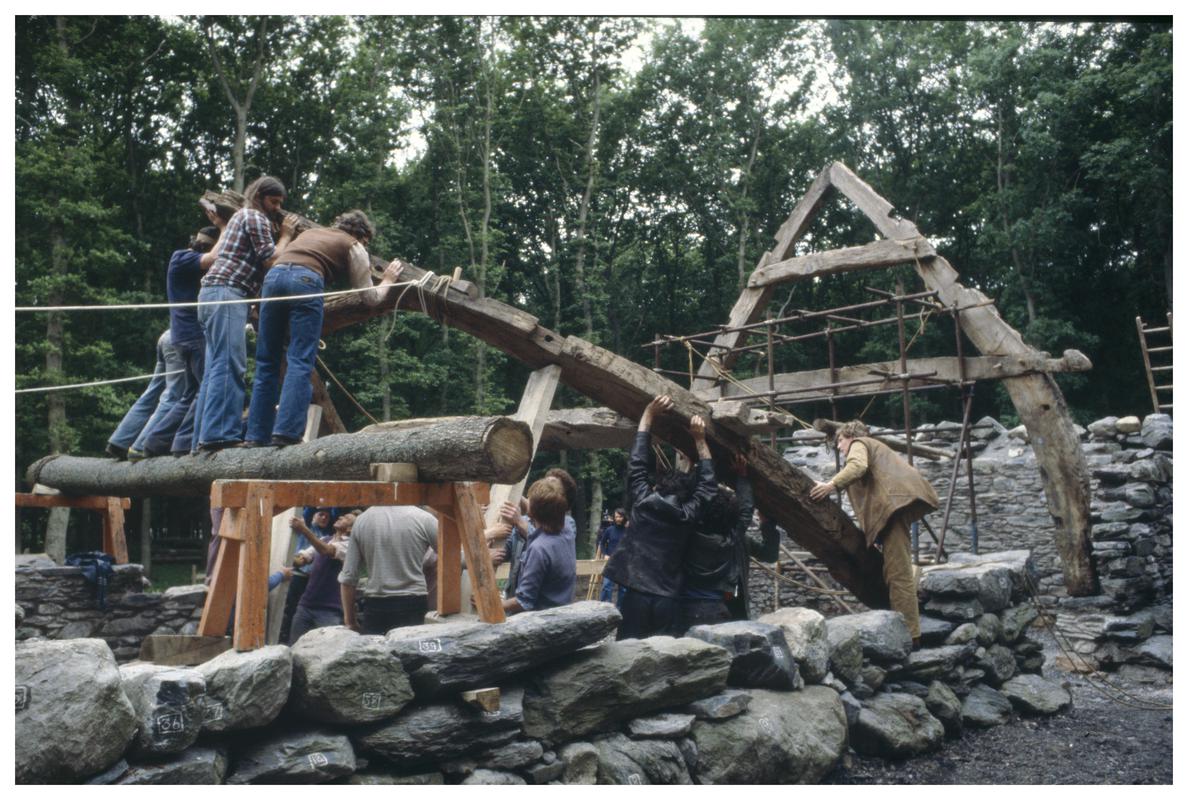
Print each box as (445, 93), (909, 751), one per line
(245, 210), (404, 446)
(809, 420), (939, 645)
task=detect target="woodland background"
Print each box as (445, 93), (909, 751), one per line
(13, 16), (1172, 562)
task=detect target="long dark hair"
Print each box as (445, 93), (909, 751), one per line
(244, 175), (286, 213)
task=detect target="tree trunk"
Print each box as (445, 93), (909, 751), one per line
(28, 417), (533, 498)
(45, 228), (70, 563)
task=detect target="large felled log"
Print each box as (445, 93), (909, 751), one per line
(27, 417), (532, 498)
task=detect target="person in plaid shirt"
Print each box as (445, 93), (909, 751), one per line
(192, 175), (295, 451)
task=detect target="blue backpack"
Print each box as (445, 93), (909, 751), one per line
(65, 551), (116, 610)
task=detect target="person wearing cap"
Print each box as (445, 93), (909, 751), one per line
(244, 210), (403, 448)
(137, 220), (222, 456)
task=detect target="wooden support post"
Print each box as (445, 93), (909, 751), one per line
(234, 483), (273, 651)
(485, 365), (562, 527)
(454, 482), (506, 623)
(102, 496), (129, 564)
(15, 493), (131, 564)
(197, 509), (241, 637)
(436, 509), (462, 616)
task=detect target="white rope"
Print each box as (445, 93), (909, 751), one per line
(14, 276), (439, 313)
(16, 369), (185, 394)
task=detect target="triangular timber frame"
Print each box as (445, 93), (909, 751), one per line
(692, 162), (1096, 596)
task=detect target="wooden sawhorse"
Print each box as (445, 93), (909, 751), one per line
(15, 492), (130, 564)
(197, 479), (504, 651)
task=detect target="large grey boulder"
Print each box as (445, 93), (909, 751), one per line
(593, 733), (691, 784)
(690, 687), (846, 784)
(558, 741), (599, 784)
(918, 615), (957, 646)
(686, 621), (802, 690)
(443, 739), (544, 775)
(944, 622), (979, 646)
(685, 689), (752, 721)
(1088, 416), (1119, 438)
(1000, 675), (1072, 715)
(16, 638), (138, 783)
(887, 643), (976, 682)
(290, 626), (413, 724)
(824, 618), (864, 686)
(976, 644), (1018, 686)
(757, 607), (830, 683)
(850, 692), (945, 758)
(1132, 635), (1173, 669)
(386, 601), (620, 697)
(196, 645), (292, 732)
(1140, 413), (1173, 450)
(117, 747), (228, 785)
(522, 637), (729, 743)
(353, 687), (523, 769)
(999, 603), (1040, 644)
(976, 613), (1003, 646)
(925, 680), (963, 737)
(945, 550), (1036, 600)
(227, 728), (356, 784)
(119, 662), (206, 756)
(961, 684), (1013, 727)
(919, 562), (1014, 612)
(826, 610), (912, 665)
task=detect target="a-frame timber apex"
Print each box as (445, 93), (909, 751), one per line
(691, 160), (1097, 596)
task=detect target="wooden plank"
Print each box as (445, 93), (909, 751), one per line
(197, 530), (240, 636)
(576, 558), (607, 579)
(828, 162), (921, 240)
(692, 164), (836, 389)
(748, 238), (937, 288)
(138, 634), (231, 666)
(15, 493), (130, 510)
(709, 400), (795, 433)
(709, 353), (1093, 404)
(211, 480), (454, 510)
(436, 508), (462, 616)
(103, 496), (129, 564)
(370, 463), (419, 483)
(233, 483), (273, 651)
(455, 483), (506, 623)
(460, 688), (501, 712)
(485, 365), (562, 527)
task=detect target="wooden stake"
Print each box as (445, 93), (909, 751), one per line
(234, 483), (273, 651)
(454, 483), (506, 623)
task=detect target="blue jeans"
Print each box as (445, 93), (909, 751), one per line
(196, 284), (249, 446)
(599, 577), (619, 604)
(289, 604), (343, 645)
(246, 265), (325, 443)
(140, 338), (204, 455)
(109, 329), (185, 450)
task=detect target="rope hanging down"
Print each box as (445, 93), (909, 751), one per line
(15, 369), (184, 395)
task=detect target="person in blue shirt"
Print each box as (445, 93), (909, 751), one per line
(596, 508), (628, 604)
(137, 222), (221, 456)
(503, 477), (577, 615)
(278, 506), (336, 644)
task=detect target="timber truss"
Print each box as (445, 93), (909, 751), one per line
(318, 161), (1098, 602)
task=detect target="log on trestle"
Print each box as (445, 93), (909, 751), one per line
(26, 417), (532, 498)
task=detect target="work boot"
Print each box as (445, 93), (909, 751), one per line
(126, 448), (146, 462)
(198, 440), (241, 453)
(105, 442), (127, 460)
(271, 435), (302, 447)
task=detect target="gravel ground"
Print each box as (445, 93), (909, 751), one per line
(825, 643), (1173, 785)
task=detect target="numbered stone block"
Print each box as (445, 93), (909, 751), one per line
(756, 607), (831, 684)
(119, 662), (206, 757)
(226, 728), (356, 784)
(117, 747), (228, 785)
(592, 733), (691, 785)
(850, 692), (945, 758)
(16, 638), (138, 783)
(195, 644), (292, 732)
(686, 621), (802, 691)
(290, 626), (413, 725)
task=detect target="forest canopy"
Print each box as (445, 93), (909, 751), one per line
(13, 16), (1173, 538)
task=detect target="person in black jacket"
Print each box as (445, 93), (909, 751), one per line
(604, 395), (717, 640)
(677, 454), (781, 631)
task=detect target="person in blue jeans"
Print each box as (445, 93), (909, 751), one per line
(106, 328), (186, 460)
(194, 176), (294, 452)
(245, 210), (403, 447)
(596, 508), (628, 603)
(138, 223), (221, 456)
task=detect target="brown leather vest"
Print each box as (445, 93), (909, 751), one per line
(844, 437), (940, 547)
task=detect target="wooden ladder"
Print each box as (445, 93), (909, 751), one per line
(1136, 313), (1173, 415)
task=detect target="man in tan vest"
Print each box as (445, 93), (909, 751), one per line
(810, 421), (939, 646)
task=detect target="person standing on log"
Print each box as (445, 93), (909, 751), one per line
(288, 510), (356, 644)
(105, 328), (186, 460)
(809, 420), (939, 647)
(245, 210), (404, 447)
(501, 477), (577, 615)
(193, 176), (294, 452)
(604, 395), (717, 640)
(339, 505), (439, 634)
(138, 222), (222, 456)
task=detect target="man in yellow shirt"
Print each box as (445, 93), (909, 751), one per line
(810, 421), (939, 647)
